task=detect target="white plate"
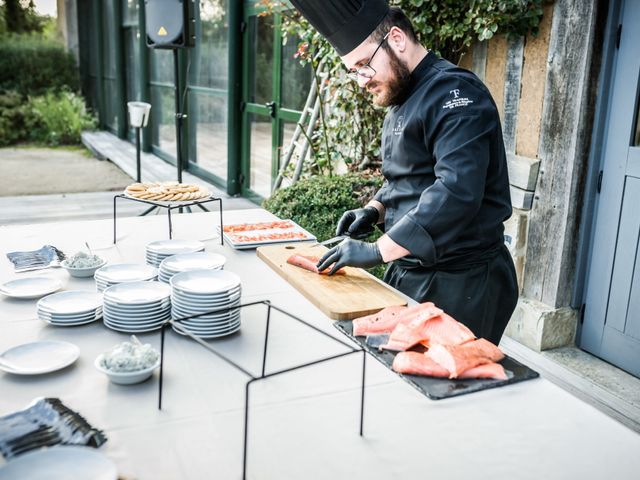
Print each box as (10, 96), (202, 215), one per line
(103, 311), (171, 323)
(37, 291), (103, 315)
(0, 446), (117, 480)
(38, 312), (102, 323)
(146, 239), (205, 255)
(173, 321), (241, 335)
(175, 314), (241, 328)
(102, 307), (170, 318)
(38, 306), (102, 318)
(171, 305), (240, 318)
(0, 277), (63, 299)
(103, 281), (170, 304)
(170, 270), (241, 294)
(171, 284), (241, 298)
(0, 340), (80, 375)
(103, 316), (168, 329)
(170, 298), (239, 312)
(103, 297), (170, 309)
(95, 264), (157, 283)
(103, 321), (164, 333)
(159, 252), (226, 272)
(40, 316), (100, 327)
(172, 323), (241, 338)
(172, 312), (240, 325)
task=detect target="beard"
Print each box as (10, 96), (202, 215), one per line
(367, 48), (412, 107)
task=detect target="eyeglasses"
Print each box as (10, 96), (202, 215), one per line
(347, 32), (390, 81)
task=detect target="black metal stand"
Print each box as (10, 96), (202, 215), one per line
(135, 126), (142, 182)
(157, 300), (367, 480)
(173, 48), (185, 184)
(112, 194), (224, 243)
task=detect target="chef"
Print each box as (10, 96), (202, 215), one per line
(292, 0), (518, 344)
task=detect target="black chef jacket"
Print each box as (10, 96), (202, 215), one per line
(374, 51), (518, 343)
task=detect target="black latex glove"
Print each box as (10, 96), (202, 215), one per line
(316, 239), (383, 275)
(335, 206), (379, 238)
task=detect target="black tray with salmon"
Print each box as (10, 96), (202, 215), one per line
(334, 302), (539, 400)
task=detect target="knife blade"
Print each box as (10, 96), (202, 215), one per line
(311, 228), (375, 248)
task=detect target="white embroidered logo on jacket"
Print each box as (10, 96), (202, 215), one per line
(393, 115), (405, 135)
(442, 89), (474, 110)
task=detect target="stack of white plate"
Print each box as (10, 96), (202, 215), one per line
(170, 269), (242, 339)
(158, 252), (226, 284)
(102, 281), (171, 333)
(145, 239), (205, 267)
(37, 291), (103, 326)
(95, 264), (158, 292)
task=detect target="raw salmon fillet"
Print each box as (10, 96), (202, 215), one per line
(286, 254), (345, 275)
(426, 338), (504, 378)
(352, 302), (441, 337)
(458, 362), (508, 380)
(352, 305), (408, 336)
(382, 310), (475, 351)
(392, 352), (507, 380)
(392, 351), (450, 376)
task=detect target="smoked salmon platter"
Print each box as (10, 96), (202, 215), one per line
(221, 220), (316, 249)
(257, 244), (408, 320)
(334, 319), (539, 400)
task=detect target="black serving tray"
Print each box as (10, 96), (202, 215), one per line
(334, 320), (539, 400)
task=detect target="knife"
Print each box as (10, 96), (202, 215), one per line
(312, 228), (375, 248)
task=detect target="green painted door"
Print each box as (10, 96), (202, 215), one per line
(241, 5), (311, 202)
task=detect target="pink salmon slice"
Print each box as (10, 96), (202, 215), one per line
(382, 311), (475, 351)
(392, 351), (507, 380)
(426, 338), (505, 378)
(352, 302), (442, 337)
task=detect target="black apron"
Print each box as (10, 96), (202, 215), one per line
(383, 244), (518, 345)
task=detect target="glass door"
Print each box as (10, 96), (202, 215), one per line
(241, 4), (311, 201)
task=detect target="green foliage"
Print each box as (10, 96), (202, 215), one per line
(0, 90), (30, 146)
(0, 35), (79, 96)
(27, 90), (97, 146)
(400, 0), (546, 56)
(265, 0), (545, 172)
(262, 172), (387, 278)
(1, 0), (45, 34)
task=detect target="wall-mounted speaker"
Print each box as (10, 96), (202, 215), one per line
(145, 0), (195, 49)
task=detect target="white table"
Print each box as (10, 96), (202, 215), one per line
(1, 210), (638, 480)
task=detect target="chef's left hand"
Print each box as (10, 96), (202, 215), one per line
(316, 239), (383, 275)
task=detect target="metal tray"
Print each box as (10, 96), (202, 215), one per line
(220, 220), (316, 250)
(334, 320), (539, 400)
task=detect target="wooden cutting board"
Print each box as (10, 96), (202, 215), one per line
(257, 243), (408, 320)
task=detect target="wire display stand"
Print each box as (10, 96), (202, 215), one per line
(112, 194), (224, 244)
(157, 300), (367, 480)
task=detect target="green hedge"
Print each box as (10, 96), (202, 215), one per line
(0, 90), (96, 146)
(0, 36), (79, 95)
(263, 173), (387, 278)
(0, 91), (30, 146)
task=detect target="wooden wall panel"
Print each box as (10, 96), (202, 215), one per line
(484, 35), (508, 120)
(516, 3), (555, 159)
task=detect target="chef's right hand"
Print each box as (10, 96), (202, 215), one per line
(336, 206), (379, 238)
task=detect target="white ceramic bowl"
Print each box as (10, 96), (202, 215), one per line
(61, 258), (107, 278)
(94, 353), (160, 385)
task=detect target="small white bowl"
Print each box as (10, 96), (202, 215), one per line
(94, 353), (160, 385)
(61, 258), (107, 278)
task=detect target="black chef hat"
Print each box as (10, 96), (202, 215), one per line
(289, 0), (390, 56)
